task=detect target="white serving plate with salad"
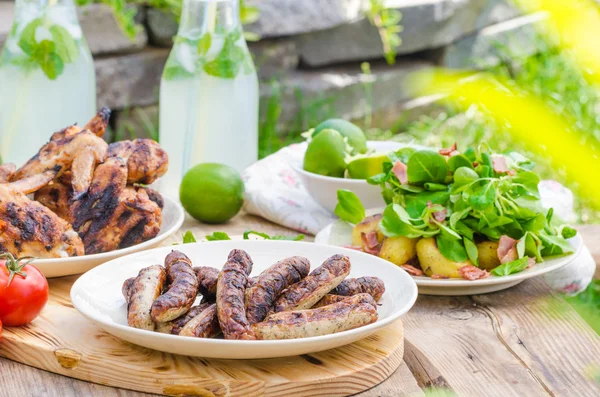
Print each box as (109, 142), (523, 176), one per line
(33, 196), (185, 278)
(315, 218), (582, 295)
(70, 240), (418, 359)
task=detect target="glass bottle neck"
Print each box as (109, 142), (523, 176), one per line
(178, 0), (241, 38)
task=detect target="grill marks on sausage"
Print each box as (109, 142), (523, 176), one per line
(179, 304), (220, 338)
(216, 249), (256, 340)
(253, 293), (378, 340)
(274, 254), (351, 313)
(151, 251), (199, 323)
(156, 303), (209, 335)
(127, 265), (167, 330)
(245, 256), (311, 324)
(330, 276), (385, 301)
(194, 266), (220, 301)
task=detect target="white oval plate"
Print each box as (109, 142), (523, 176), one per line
(70, 240), (418, 359)
(34, 196), (185, 278)
(315, 219), (583, 296)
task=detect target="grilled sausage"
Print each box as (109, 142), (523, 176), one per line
(127, 265), (167, 330)
(179, 303), (220, 338)
(330, 276), (385, 301)
(122, 277), (135, 303)
(151, 251), (199, 322)
(245, 256), (311, 324)
(216, 249), (256, 340)
(156, 304), (209, 334)
(274, 254), (351, 312)
(253, 293), (378, 340)
(193, 266), (219, 300)
(312, 294), (347, 308)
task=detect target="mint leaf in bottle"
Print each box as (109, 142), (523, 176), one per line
(50, 25), (79, 63)
(34, 40), (64, 80)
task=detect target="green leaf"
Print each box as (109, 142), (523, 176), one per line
(452, 167), (479, 191)
(206, 232), (232, 241)
(448, 155), (473, 172)
(407, 150), (449, 184)
(163, 64), (195, 80)
(18, 18), (42, 55)
(522, 213), (546, 232)
(182, 231), (197, 244)
(467, 180), (497, 210)
(560, 225), (577, 239)
(435, 232), (468, 262)
(405, 191), (449, 219)
(50, 25), (79, 63)
(202, 31), (246, 79)
(33, 40), (64, 80)
(392, 147), (416, 163)
(539, 232), (573, 256)
(334, 189), (366, 224)
(450, 206), (472, 229)
(454, 220), (474, 240)
(197, 32), (212, 55)
(380, 204), (435, 238)
(491, 257), (529, 276)
(475, 164), (492, 178)
(464, 238), (479, 266)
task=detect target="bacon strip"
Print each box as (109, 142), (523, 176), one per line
(427, 201), (447, 223)
(458, 265), (489, 280)
(527, 257), (536, 268)
(401, 264), (423, 276)
(392, 160), (408, 184)
(497, 235), (519, 264)
(492, 155), (512, 174)
(361, 231), (380, 255)
(439, 143), (458, 156)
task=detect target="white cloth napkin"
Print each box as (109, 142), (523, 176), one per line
(243, 143), (335, 235)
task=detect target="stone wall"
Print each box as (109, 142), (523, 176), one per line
(0, 0), (546, 141)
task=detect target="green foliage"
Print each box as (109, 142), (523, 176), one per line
(205, 231), (232, 241)
(365, 0), (403, 65)
(182, 230), (197, 243)
(563, 280), (600, 335)
(202, 29), (253, 79)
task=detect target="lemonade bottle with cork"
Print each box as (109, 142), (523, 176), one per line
(158, 0), (259, 197)
(0, 0), (96, 166)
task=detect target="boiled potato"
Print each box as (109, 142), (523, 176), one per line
(476, 241), (501, 270)
(416, 238), (472, 278)
(379, 236), (418, 266)
(351, 214), (384, 247)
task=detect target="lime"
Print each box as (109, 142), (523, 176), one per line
(180, 163), (244, 224)
(347, 153), (388, 179)
(303, 129), (347, 177)
(313, 119), (367, 155)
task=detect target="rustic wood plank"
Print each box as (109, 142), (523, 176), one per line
(359, 362), (424, 397)
(472, 278), (600, 396)
(402, 295), (551, 396)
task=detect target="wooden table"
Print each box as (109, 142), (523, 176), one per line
(2, 214), (600, 397)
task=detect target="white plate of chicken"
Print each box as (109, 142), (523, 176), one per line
(70, 240), (418, 359)
(0, 109), (185, 278)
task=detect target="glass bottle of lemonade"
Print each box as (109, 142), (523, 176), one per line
(159, 0), (259, 197)
(0, 0), (96, 166)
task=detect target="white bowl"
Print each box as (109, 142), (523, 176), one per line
(70, 240), (418, 359)
(290, 141), (427, 213)
(32, 196), (185, 278)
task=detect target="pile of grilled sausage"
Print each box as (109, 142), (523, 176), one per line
(123, 249), (386, 340)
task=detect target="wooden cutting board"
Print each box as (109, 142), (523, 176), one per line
(0, 275), (405, 397)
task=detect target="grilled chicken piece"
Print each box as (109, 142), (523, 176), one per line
(0, 164), (16, 183)
(68, 157), (162, 254)
(15, 109), (111, 198)
(0, 183), (84, 258)
(50, 108), (111, 141)
(108, 139), (168, 185)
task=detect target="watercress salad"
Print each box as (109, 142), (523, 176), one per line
(335, 144), (577, 277)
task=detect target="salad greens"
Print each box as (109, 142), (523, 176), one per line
(336, 144), (576, 272)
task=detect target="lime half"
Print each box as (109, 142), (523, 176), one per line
(347, 153), (388, 179)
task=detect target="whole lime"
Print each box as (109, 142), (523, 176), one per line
(303, 129), (347, 177)
(313, 119), (367, 155)
(180, 163), (244, 224)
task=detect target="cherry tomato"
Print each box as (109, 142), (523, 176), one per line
(0, 254), (49, 327)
